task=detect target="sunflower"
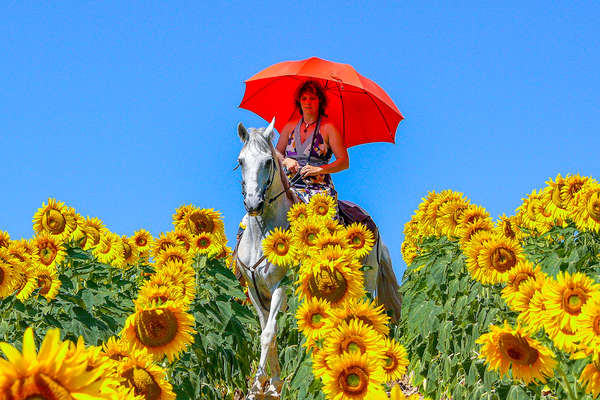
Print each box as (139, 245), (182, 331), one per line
(132, 229), (153, 253)
(0, 249), (16, 299)
(151, 231), (186, 259)
(494, 214), (525, 242)
(292, 217), (327, 252)
(518, 285), (549, 333)
(0, 231), (10, 248)
(457, 217), (494, 250)
(262, 227), (298, 267)
(425, 190), (466, 228)
(436, 198), (470, 237)
(311, 347), (332, 379)
(0, 327), (114, 399)
(381, 338), (409, 384)
(35, 264), (61, 301)
(113, 235), (140, 269)
(172, 204), (196, 228)
(344, 223), (375, 259)
(570, 180), (600, 233)
(314, 231), (348, 252)
(463, 230), (493, 283)
(149, 263), (196, 304)
(191, 232), (221, 257)
(324, 297), (390, 337)
(501, 262), (545, 312)
(117, 347), (176, 400)
(296, 297), (331, 343)
(541, 174), (569, 221)
(32, 198), (76, 241)
(288, 202), (310, 225)
(136, 284), (187, 310)
(579, 355), (600, 398)
(517, 189), (554, 234)
(303, 246), (354, 276)
(308, 193), (337, 220)
(32, 233), (66, 268)
(155, 246), (191, 269)
(9, 257), (38, 302)
(415, 191), (438, 227)
(322, 351), (387, 400)
(543, 271), (600, 333)
(179, 207), (225, 237)
(102, 336), (135, 362)
(80, 216), (107, 249)
(122, 300), (196, 362)
(475, 233), (523, 284)
(323, 319), (385, 362)
(476, 321), (556, 384)
(401, 240), (418, 266)
(93, 232), (123, 265)
(578, 296), (600, 356)
(547, 325), (581, 354)
(562, 174), (593, 209)
(295, 259), (364, 306)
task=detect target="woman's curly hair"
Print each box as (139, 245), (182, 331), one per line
(294, 80), (328, 117)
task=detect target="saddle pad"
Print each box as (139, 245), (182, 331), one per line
(337, 200), (378, 236)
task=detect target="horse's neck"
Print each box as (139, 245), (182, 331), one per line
(245, 163), (293, 250)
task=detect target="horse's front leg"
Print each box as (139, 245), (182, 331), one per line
(246, 286), (269, 395)
(263, 286), (286, 397)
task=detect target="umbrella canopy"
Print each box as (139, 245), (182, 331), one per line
(239, 57), (403, 148)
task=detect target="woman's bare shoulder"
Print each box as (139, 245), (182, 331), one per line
(281, 118), (300, 135)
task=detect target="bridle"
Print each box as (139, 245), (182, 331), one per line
(234, 151), (297, 311)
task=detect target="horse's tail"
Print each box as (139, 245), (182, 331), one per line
(376, 237), (402, 322)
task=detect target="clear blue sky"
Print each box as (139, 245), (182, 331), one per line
(1, 2), (598, 278)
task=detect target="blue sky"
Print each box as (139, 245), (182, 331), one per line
(1, 2), (598, 277)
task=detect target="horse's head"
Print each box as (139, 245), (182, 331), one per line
(237, 118), (277, 216)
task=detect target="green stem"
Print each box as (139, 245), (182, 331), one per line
(556, 365), (578, 400)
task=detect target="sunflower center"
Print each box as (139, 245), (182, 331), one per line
(39, 243), (58, 266)
(135, 308), (178, 348)
(490, 247), (517, 273)
(498, 332), (539, 366)
(339, 366), (368, 395)
(317, 205), (327, 215)
(344, 340), (364, 354)
(308, 268), (348, 305)
(43, 209), (67, 235)
(512, 272), (533, 290)
(350, 235), (365, 248)
(122, 366), (161, 400)
(198, 238), (210, 249)
(306, 232), (317, 245)
(587, 192), (600, 223)
(37, 274), (52, 295)
(87, 227), (101, 246)
(136, 237), (148, 247)
(384, 353), (398, 372)
(563, 289), (587, 315)
(189, 213), (214, 235)
(0, 267), (4, 285)
(311, 313), (324, 327)
(275, 241), (289, 256)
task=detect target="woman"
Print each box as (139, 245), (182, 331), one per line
(275, 80), (349, 203)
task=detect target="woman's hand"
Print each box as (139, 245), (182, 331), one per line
(300, 164), (323, 177)
(282, 158), (300, 174)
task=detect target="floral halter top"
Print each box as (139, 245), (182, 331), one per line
(284, 118), (337, 203)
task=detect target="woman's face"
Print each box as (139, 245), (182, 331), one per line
(300, 90), (319, 115)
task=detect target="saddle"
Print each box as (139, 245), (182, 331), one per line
(337, 200), (378, 237)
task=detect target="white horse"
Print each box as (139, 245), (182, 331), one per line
(234, 119), (402, 399)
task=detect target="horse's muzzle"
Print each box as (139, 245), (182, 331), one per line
(244, 194), (265, 216)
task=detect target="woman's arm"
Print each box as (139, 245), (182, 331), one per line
(301, 122), (349, 177)
(276, 121), (301, 174)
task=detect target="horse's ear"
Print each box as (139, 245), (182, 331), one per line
(237, 122), (249, 143)
(262, 117), (276, 142)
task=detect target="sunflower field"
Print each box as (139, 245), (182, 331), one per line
(2, 173), (600, 400)
(398, 173), (600, 399)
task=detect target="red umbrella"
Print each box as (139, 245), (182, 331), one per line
(239, 57), (403, 148)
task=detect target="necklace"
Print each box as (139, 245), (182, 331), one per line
(303, 119), (316, 133)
